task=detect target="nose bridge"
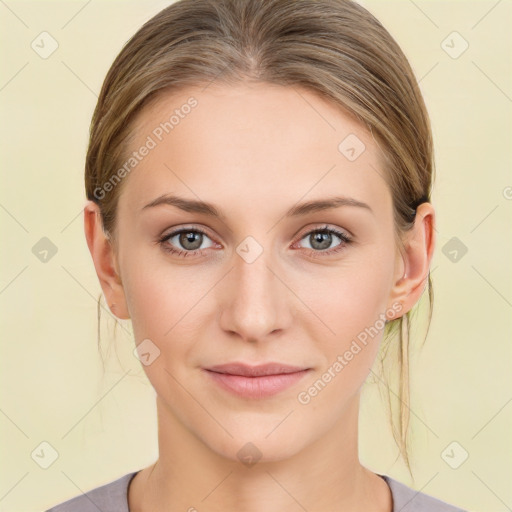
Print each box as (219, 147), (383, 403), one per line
(219, 236), (289, 341)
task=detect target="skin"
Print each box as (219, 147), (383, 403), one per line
(84, 81), (435, 512)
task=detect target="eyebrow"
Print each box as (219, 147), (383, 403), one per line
(141, 194), (373, 218)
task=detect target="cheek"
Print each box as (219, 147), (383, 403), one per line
(295, 250), (394, 401)
(120, 248), (201, 341)
(296, 274), (391, 413)
(121, 258), (203, 405)
(299, 250), (394, 342)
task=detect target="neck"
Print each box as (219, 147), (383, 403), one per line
(128, 393), (392, 512)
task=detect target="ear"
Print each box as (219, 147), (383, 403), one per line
(387, 202), (436, 317)
(83, 200), (130, 319)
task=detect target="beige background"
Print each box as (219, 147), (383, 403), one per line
(0, 0), (511, 511)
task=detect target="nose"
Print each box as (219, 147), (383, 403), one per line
(217, 242), (293, 343)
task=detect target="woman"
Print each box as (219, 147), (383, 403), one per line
(46, 0), (467, 510)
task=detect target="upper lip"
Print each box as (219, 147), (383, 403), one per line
(204, 362), (309, 377)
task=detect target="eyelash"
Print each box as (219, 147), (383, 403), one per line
(157, 224), (352, 259)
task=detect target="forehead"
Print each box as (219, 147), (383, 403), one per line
(133, 81), (378, 156)
(119, 81), (390, 215)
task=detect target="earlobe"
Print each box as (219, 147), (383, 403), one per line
(83, 200), (130, 319)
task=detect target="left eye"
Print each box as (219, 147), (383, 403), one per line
(295, 226), (351, 254)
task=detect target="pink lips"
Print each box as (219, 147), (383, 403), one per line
(203, 362), (311, 399)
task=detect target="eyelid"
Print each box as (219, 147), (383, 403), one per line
(160, 224), (213, 239)
(294, 223), (351, 241)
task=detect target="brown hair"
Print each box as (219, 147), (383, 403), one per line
(85, 0), (435, 478)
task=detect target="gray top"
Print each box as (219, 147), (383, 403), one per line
(44, 470), (467, 511)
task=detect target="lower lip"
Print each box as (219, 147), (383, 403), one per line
(204, 369), (311, 399)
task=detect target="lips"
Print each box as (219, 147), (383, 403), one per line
(203, 362), (311, 399)
(205, 362), (309, 377)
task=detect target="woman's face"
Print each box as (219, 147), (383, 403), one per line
(107, 82), (411, 461)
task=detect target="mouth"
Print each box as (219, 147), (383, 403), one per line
(202, 362), (312, 399)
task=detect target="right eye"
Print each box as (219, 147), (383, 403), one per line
(158, 227), (217, 258)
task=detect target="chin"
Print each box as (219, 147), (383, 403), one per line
(198, 419), (313, 466)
